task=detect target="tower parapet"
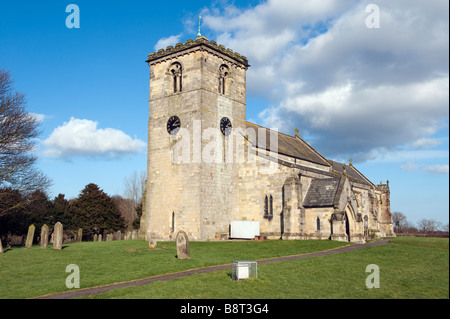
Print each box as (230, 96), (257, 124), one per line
(146, 36), (249, 68)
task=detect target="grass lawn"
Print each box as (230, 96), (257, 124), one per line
(84, 237), (449, 299)
(0, 238), (347, 299)
(0, 237), (448, 299)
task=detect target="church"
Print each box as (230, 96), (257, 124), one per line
(139, 33), (395, 244)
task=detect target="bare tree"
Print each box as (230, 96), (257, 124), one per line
(0, 69), (51, 197)
(123, 171), (146, 206)
(392, 212), (408, 233)
(443, 223), (449, 233)
(123, 170), (146, 227)
(111, 195), (137, 231)
(418, 219), (442, 233)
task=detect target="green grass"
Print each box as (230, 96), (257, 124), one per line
(0, 237), (447, 299)
(86, 237), (449, 299)
(0, 239), (348, 299)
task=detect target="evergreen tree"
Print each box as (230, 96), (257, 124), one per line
(132, 202), (142, 230)
(26, 189), (52, 228)
(0, 188), (27, 235)
(70, 183), (125, 235)
(0, 188), (51, 238)
(48, 194), (72, 228)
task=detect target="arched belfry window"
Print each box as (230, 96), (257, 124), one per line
(218, 64), (229, 95)
(170, 62), (182, 93)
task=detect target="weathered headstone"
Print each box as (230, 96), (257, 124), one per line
(77, 228), (83, 242)
(40, 224), (49, 248)
(0, 239), (4, 253)
(93, 234), (98, 242)
(25, 224), (36, 248)
(126, 231), (131, 240)
(106, 233), (112, 241)
(115, 230), (121, 241)
(131, 230), (138, 239)
(53, 222), (63, 250)
(176, 230), (190, 259)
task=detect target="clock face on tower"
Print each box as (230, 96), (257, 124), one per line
(167, 115), (181, 135)
(220, 117), (232, 136)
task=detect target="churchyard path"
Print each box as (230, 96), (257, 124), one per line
(33, 238), (391, 299)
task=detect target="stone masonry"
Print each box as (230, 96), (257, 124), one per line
(140, 35), (395, 243)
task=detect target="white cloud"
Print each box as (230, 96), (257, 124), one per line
(424, 164), (449, 175)
(269, 77), (449, 158)
(399, 161), (449, 175)
(202, 0), (449, 162)
(29, 112), (46, 122)
(43, 117), (146, 159)
(413, 138), (442, 149)
(367, 148), (448, 164)
(154, 34), (182, 51)
(400, 161), (419, 172)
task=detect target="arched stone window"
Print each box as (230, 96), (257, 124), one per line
(269, 195), (273, 217)
(364, 215), (368, 239)
(218, 64), (229, 95)
(171, 211), (175, 233)
(316, 217), (321, 231)
(170, 62), (182, 93)
(264, 195), (268, 217)
(264, 194), (273, 220)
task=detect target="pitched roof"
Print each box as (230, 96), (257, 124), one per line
(303, 178), (340, 207)
(329, 160), (373, 186)
(245, 122), (330, 167)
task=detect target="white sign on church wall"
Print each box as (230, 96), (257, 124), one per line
(230, 221), (260, 239)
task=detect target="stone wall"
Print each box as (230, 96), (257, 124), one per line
(144, 37), (249, 241)
(141, 37), (395, 243)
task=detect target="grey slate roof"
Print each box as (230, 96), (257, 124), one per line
(303, 178), (340, 207)
(329, 160), (373, 186)
(243, 122), (375, 208)
(245, 122), (330, 167)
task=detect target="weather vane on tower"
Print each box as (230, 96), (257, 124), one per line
(197, 15), (202, 37)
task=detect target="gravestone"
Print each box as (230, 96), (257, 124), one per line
(115, 230), (121, 240)
(77, 228), (83, 242)
(131, 230), (137, 239)
(40, 224), (49, 248)
(25, 224), (36, 248)
(106, 233), (112, 241)
(53, 222), (63, 250)
(0, 239), (3, 253)
(98, 234), (102, 242)
(176, 230), (190, 259)
(93, 234), (98, 242)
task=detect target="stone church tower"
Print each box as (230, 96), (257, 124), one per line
(140, 35), (395, 243)
(141, 36), (250, 241)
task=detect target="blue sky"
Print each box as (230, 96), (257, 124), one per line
(1, 0), (448, 226)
